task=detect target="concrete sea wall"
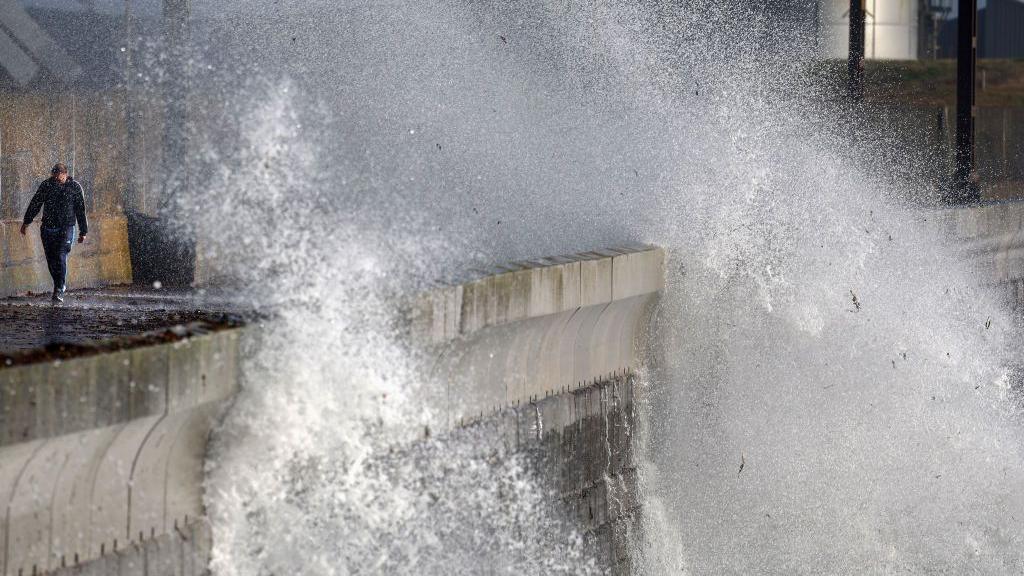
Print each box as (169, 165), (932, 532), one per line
(0, 216), (132, 298)
(9, 206), (1024, 575)
(412, 245), (663, 427)
(0, 327), (241, 576)
(0, 244), (664, 575)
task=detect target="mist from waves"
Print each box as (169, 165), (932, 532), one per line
(163, 0), (1024, 573)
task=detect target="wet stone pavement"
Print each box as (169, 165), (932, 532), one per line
(0, 286), (246, 366)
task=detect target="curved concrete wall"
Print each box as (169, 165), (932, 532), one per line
(0, 328), (240, 576)
(0, 216), (132, 298)
(412, 245), (664, 427)
(0, 243), (665, 575)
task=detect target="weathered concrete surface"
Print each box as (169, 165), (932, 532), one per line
(413, 245), (664, 428)
(42, 520), (212, 576)
(936, 200), (1024, 307)
(0, 328), (241, 576)
(481, 375), (640, 575)
(0, 217), (132, 298)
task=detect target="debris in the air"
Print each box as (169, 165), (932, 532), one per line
(849, 290), (861, 311)
(738, 453), (745, 476)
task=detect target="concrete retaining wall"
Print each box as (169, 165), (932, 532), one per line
(412, 245), (664, 428)
(0, 329), (241, 576)
(0, 244), (665, 575)
(0, 216), (132, 298)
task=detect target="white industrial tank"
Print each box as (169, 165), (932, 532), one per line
(819, 0), (920, 60)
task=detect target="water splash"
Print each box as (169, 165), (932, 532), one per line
(174, 1), (1024, 573)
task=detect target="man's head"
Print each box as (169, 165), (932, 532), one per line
(51, 163), (68, 183)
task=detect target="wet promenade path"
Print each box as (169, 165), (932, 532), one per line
(0, 286), (246, 366)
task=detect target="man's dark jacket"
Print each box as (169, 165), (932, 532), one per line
(23, 177), (88, 235)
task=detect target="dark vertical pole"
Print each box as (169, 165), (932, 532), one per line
(848, 0), (866, 101)
(953, 0), (979, 203)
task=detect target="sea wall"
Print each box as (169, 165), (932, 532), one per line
(0, 216), (132, 298)
(412, 245), (663, 428)
(0, 327), (241, 576)
(1, 244), (665, 575)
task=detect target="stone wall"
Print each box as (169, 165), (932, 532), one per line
(0, 215), (132, 297)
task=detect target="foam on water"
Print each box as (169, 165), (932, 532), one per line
(171, 1), (1024, 573)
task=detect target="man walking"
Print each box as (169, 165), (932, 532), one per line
(20, 163), (88, 303)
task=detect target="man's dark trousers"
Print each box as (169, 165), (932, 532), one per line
(41, 225), (75, 295)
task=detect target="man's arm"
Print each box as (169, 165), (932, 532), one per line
(72, 182), (88, 241)
(20, 183), (46, 235)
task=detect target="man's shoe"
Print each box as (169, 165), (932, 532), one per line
(51, 292), (64, 303)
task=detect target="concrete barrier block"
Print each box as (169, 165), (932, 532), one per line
(127, 347), (168, 419)
(199, 332), (235, 405)
(528, 262), (582, 317)
(199, 334), (231, 406)
(94, 351), (132, 429)
(168, 340), (202, 413)
(492, 269), (530, 326)
(48, 360), (97, 438)
(31, 363), (58, 441)
(580, 257), (612, 307)
(412, 286), (464, 345)
(0, 366), (35, 446)
(442, 285), (464, 342)
(459, 277), (490, 335)
(527, 264), (561, 318)
(190, 337), (214, 407)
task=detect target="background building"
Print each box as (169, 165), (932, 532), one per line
(937, 0), (1024, 58)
